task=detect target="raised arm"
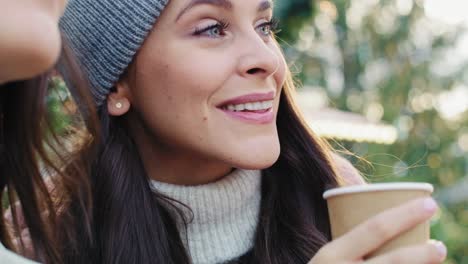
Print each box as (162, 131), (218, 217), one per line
(0, 1), (63, 84)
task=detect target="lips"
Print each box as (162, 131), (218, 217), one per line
(217, 91), (276, 124)
(217, 91), (275, 107)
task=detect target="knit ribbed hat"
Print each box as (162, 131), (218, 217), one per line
(60, 0), (170, 106)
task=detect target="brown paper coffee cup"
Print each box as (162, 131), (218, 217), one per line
(323, 183), (434, 258)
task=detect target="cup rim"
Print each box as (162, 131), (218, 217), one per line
(323, 182), (434, 199)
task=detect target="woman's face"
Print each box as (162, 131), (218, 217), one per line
(117, 0), (286, 183)
(0, 0), (67, 82)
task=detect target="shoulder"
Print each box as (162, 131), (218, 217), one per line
(330, 153), (366, 186)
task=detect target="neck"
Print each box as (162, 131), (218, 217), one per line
(141, 150), (233, 185)
(129, 116), (232, 185)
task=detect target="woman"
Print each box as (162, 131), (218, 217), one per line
(0, 0), (98, 263)
(59, 0), (447, 263)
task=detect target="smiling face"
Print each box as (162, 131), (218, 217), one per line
(111, 0), (287, 184)
(0, 0), (68, 83)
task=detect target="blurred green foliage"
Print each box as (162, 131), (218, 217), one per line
(276, 0), (468, 262)
(47, 77), (73, 135)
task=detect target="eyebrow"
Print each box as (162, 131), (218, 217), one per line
(258, 1), (273, 12)
(176, 0), (273, 22)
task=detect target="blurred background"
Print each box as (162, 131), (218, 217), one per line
(272, 0), (467, 262)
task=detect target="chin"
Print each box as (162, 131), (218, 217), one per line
(230, 143), (281, 171)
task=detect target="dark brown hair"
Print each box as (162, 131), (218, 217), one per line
(61, 65), (340, 263)
(0, 42), (99, 263)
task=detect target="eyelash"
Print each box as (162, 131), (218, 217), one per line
(260, 18), (280, 35)
(193, 20), (230, 36)
(193, 18), (280, 38)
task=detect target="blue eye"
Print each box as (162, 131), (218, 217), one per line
(193, 21), (229, 38)
(257, 18), (280, 37)
(192, 18), (280, 39)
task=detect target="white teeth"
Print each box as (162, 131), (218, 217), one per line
(235, 104), (245, 111)
(263, 101), (273, 108)
(224, 100), (274, 111)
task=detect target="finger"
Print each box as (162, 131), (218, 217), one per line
(366, 240), (447, 264)
(328, 197), (438, 260)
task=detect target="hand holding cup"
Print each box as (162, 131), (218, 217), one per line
(308, 183), (446, 264)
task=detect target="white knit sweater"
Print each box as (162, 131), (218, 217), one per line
(0, 243), (38, 264)
(149, 169), (262, 264)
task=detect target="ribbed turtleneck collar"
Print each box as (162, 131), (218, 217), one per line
(149, 169), (262, 264)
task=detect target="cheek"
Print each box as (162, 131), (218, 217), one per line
(273, 48), (287, 89)
(157, 50), (234, 107)
(131, 51), (228, 133)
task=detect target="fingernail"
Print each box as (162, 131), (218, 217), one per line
(435, 241), (447, 260)
(423, 198), (437, 213)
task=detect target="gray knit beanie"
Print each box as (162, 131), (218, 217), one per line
(60, 0), (170, 106)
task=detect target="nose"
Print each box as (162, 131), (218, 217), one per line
(236, 33), (280, 80)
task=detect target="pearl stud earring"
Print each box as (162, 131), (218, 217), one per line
(116, 102), (123, 109)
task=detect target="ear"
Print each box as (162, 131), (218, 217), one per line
(107, 79), (131, 116)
